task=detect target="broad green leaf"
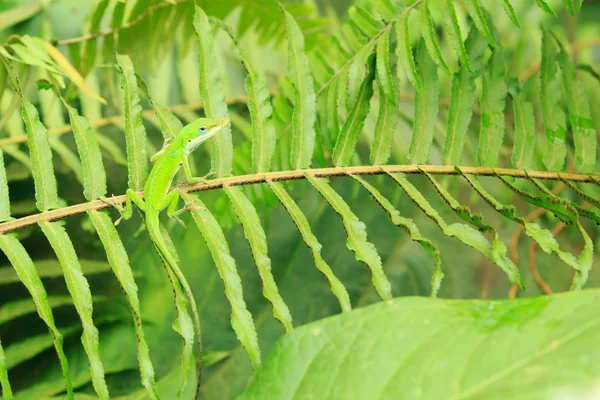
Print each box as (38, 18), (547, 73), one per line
(284, 9), (317, 170)
(557, 40), (597, 173)
(540, 29), (566, 171)
(87, 210), (158, 399)
(194, 6), (233, 177)
(1, 55), (60, 211)
(463, 0), (497, 48)
(0, 149), (10, 222)
(418, 1), (450, 74)
(534, 0), (557, 16)
(370, 83), (399, 165)
(351, 175), (443, 296)
(38, 221), (109, 400)
(440, 0), (470, 71)
(478, 51), (507, 166)
(0, 340), (11, 400)
(511, 94), (536, 169)
(386, 172), (521, 287)
(409, 41), (438, 164)
(375, 28), (396, 104)
(267, 181), (351, 311)
(241, 290), (600, 399)
(223, 185), (293, 332)
(136, 76), (183, 140)
(0, 234), (73, 397)
(371, 0), (399, 20)
(59, 97), (107, 201)
(304, 174), (392, 300)
(499, 0), (520, 27)
(333, 54), (375, 166)
(116, 53), (148, 191)
(442, 30), (489, 165)
(395, 13), (420, 92)
(459, 171), (590, 287)
(560, 178), (600, 209)
(181, 192), (261, 369)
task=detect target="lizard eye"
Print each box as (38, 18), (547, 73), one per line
(198, 126), (207, 134)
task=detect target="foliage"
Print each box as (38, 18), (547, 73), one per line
(0, 0), (599, 399)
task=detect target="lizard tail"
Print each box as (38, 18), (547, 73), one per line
(146, 213), (203, 399)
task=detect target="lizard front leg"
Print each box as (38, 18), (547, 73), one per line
(182, 157), (215, 184)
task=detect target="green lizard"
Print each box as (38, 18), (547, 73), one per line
(103, 117), (229, 397)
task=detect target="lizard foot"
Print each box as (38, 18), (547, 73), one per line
(99, 195), (125, 226)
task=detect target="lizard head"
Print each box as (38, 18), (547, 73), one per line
(181, 118), (229, 154)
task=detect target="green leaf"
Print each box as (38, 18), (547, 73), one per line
(0, 339), (11, 399)
(136, 76), (183, 140)
(0, 234), (73, 397)
(58, 96), (107, 201)
(333, 54), (376, 166)
(541, 31), (567, 171)
(0, 259), (111, 286)
(215, 22), (277, 174)
(223, 185), (293, 332)
(511, 94), (536, 169)
(499, 0), (521, 27)
(557, 40), (597, 173)
(418, 1), (450, 74)
(152, 225), (195, 399)
(116, 53), (148, 192)
(351, 175), (443, 296)
(0, 149), (11, 222)
(0, 296), (74, 324)
(561, 0), (576, 14)
(533, 0), (557, 16)
(0, 2), (40, 31)
(440, 0), (470, 71)
(458, 170), (591, 288)
(284, 9), (317, 170)
(38, 221), (109, 400)
(194, 6), (233, 177)
(370, 83), (399, 165)
(477, 50), (507, 166)
(181, 192), (261, 369)
(409, 41), (438, 164)
(87, 210), (158, 399)
(463, 0), (497, 48)
(395, 12), (421, 92)
(304, 174), (392, 300)
(80, 0), (109, 77)
(1, 55), (60, 211)
(387, 171), (521, 288)
(241, 290), (600, 399)
(267, 181), (352, 312)
(375, 28), (396, 104)
(442, 30), (489, 165)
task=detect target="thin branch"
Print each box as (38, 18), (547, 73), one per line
(55, 0), (192, 46)
(0, 96), (249, 147)
(0, 164), (597, 235)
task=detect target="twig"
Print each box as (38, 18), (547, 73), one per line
(0, 165), (597, 235)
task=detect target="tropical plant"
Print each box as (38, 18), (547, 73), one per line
(0, 0), (599, 399)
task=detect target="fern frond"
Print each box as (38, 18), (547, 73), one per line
(305, 173), (392, 300)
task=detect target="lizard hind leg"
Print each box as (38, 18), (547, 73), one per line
(100, 189), (146, 226)
(162, 189), (187, 228)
